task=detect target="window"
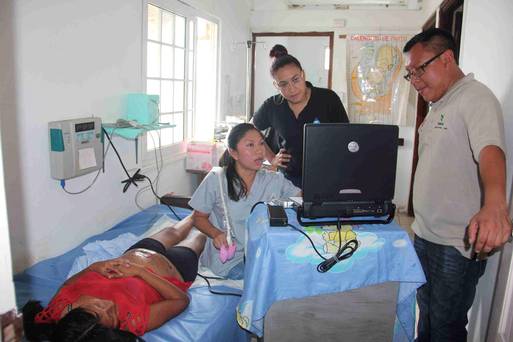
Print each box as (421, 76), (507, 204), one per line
(324, 46), (330, 71)
(144, 2), (218, 159)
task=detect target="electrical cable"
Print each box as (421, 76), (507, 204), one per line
(100, 127), (181, 221)
(287, 220), (359, 273)
(141, 174), (182, 221)
(317, 239), (358, 273)
(249, 202), (359, 272)
(101, 127), (146, 194)
(287, 223), (327, 261)
(135, 128), (164, 210)
(250, 201), (266, 214)
(196, 273), (242, 297)
(60, 169), (102, 195)
(60, 127), (118, 195)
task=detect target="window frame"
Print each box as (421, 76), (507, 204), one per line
(141, 0), (220, 165)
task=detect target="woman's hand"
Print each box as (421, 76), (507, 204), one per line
(271, 148), (291, 171)
(90, 258), (143, 278)
(109, 259), (145, 278)
(212, 231), (228, 250)
(90, 259), (125, 278)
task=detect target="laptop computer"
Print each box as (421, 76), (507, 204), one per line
(297, 123), (399, 226)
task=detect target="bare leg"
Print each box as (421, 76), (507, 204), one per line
(175, 229), (206, 257)
(149, 215), (194, 247)
(148, 215), (206, 256)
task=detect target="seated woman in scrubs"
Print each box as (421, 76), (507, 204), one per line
(189, 123), (301, 279)
(252, 50), (349, 187)
(23, 216), (205, 341)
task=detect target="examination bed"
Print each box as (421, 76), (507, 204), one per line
(14, 204), (250, 342)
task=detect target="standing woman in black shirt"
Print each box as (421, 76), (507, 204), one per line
(252, 50), (349, 187)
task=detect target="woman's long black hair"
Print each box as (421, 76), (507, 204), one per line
(22, 300), (144, 342)
(218, 123), (263, 201)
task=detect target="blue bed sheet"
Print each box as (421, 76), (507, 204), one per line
(14, 204), (250, 342)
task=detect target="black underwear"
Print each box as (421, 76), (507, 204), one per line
(125, 238), (199, 282)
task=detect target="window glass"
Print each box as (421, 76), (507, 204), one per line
(145, 4), (217, 154)
(175, 15), (186, 48)
(162, 11), (174, 44)
(147, 42), (161, 78)
(161, 45), (173, 78)
(147, 5), (161, 41)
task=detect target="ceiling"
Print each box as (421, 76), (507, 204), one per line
(285, 0), (422, 10)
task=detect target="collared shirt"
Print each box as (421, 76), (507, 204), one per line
(411, 73), (506, 258)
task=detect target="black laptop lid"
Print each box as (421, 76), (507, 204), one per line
(302, 123), (399, 204)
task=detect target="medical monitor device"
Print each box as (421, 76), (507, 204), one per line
(49, 117), (103, 180)
(297, 123), (399, 226)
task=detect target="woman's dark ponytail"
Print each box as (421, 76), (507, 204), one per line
(219, 149), (244, 201)
(219, 123), (263, 201)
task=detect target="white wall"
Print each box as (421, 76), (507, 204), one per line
(3, 0), (250, 272)
(0, 0), (16, 313)
(250, 4), (429, 210)
(458, 1), (513, 341)
(210, 0), (251, 120)
(0, 124), (15, 314)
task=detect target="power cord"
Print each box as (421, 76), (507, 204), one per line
(60, 127), (118, 195)
(287, 219), (359, 273)
(140, 175), (182, 221)
(135, 129), (164, 210)
(250, 202), (359, 272)
(196, 273), (242, 297)
(101, 127), (143, 193)
(101, 127), (182, 221)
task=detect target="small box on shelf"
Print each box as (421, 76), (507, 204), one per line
(185, 141), (225, 173)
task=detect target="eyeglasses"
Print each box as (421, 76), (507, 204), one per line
(404, 50), (446, 82)
(274, 72), (304, 90)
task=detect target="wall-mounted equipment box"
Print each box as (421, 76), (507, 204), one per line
(49, 117), (103, 180)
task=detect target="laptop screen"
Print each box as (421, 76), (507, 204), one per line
(302, 123), (399, 204)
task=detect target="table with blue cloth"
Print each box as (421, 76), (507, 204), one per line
(236, 204), (426, 342)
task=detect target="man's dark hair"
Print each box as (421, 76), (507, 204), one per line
(403, 28), (458, 62)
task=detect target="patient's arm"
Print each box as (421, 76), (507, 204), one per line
(146, 298), (189, 331)
(115, 261), (190, 332)
(111, 260), (189, 301)
(48, 259), (124, 304)
(60, 259), (123, 287)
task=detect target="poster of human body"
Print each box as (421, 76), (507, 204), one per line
(348, 34), (413, 126)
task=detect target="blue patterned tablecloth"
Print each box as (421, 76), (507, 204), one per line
(236, 204), (426, 342)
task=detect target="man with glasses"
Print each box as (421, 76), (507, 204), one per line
(252, 52), (348, 187)
(404, 28), (511, 341)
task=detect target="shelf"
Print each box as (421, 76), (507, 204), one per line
(102, 123), (176, 140)
(102, 123), (176, 164)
